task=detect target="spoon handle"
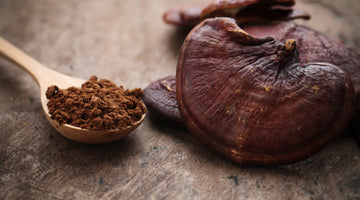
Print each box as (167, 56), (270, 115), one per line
(0, 36), (54, 87)
(0, 36), (83, 92)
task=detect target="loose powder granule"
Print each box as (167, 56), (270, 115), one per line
(46, 76), (146, 130)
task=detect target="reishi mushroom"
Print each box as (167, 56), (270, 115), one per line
(176, 17), (355, 165)
(163, 0), (310, 27)
(145, 21), (360, 129)
(143, 75), (185, 127)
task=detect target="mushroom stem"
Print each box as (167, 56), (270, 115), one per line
(285, 39), (296, 52)
(275, 39), (299, 78)
(278, 39), (298, 63)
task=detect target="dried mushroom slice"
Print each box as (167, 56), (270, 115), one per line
(244, 22), (360, 118)
(163, 0), (309, 26)
(234, 4), (310, 25)
(143, 76), (184, 126)
(176, 17), (355, 165)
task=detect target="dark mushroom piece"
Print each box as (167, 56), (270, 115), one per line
(143, 76), (185, 127)
(176, 17), (355, 165)
(243, 22), (360, 118)
(234, 4), (310, 25)
(163, 0), (310, 27)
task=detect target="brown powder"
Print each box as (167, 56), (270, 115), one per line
(46, 76), (146, 130)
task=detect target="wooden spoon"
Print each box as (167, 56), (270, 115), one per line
(0, 36), (146, 144)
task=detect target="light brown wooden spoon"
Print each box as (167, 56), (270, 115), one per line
(0, 36), (146, 144)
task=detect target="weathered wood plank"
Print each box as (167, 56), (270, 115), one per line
(0, 0), (359, 199)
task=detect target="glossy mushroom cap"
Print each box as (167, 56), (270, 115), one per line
(176, 17), (355, 166)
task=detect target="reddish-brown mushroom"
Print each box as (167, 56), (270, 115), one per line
(163, 0), (309, 26)
(143, 76), (186, 126)
(143, 76), (185, 127)
(244, 22), (360, 118)
(176, 17), (355, 165)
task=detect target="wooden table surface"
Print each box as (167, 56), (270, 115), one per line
(1, 0), (359, 199)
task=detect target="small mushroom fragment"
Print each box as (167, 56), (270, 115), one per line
(143, 76), (184, 126)
(244, 22), (360, 118)
(176, 17), (355, 165)
(163, 0), (309, 27)
(234, 4), (310, 25)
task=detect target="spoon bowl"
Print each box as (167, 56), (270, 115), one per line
(47, 114), (146, 144)
(0, 36), (146, 144)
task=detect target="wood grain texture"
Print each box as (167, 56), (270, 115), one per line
(0, 0), (359, 199)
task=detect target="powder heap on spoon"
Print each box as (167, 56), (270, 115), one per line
(46, 75), (146, 130)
